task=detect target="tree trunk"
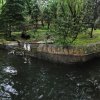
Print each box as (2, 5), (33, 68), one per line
(41, 19), (44, 27)
(90, 25), (94, 38)
(35, 18), (38, 30)
(8, 24), (12, 37)
(4, 24), (8, 37)
(47, 21), (50, 29)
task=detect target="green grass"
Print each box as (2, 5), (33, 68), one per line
(0, 28), (100, 46)
(27, 29), (48, 41)
(73, 29), (100, 46)
(0, 28), (48, 43)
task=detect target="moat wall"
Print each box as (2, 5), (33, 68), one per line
(20, 42), (100, 64)
(1, 42), (100, 64)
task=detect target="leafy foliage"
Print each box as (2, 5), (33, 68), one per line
(0, 0), (25, 37)
(52, 0), (86, 46)
(83, 0), (100, 38)
(0, 0), (100, 45)
(31, 0), (40, 29)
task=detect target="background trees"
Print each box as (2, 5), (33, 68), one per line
(31, 0), (40, 30)
(0, 0), (100, 45)
(83, 0), (100, 38)
(52, 0), (86, 45)
(0, 0), (25, 37)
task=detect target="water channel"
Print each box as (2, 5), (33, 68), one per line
(0, 49), (100, 100)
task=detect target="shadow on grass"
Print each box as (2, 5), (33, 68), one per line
(0, 33), (18, 41)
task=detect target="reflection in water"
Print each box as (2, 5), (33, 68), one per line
(23, 57), (31, 64)
(1, 83), (18, 95)
(0, 50), (100, 100)
(8, 50), (15, 55)
(3, 66), (17, 75)
(0, 92), (11, 100)
(23, 43), (31, 51)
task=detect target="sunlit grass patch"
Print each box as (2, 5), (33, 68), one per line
(73, 29), (100, 46)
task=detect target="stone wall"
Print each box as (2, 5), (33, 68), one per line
(1, 41), (100, 64)
(28, 43), (100, 64)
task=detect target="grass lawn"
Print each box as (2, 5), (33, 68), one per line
(0, 28), (100, 46)
(73, 29), (100, 46)
(0, 28), (48, 43)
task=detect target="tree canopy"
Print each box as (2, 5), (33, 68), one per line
(0, 0), (100, 45)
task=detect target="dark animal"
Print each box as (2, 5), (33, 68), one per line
(21, 32), (30, 40)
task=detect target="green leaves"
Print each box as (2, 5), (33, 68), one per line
(0, 0), (25, 36)
(52, 0), (86, 46)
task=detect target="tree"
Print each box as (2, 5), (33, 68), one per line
(47, 1), (58, 20)
(31, 0), (40, 30)
(43, 6), (52, 29)
(25, 0), (32, 15)
(0, 0), (25, 37)
(37, 0), (58, 28)
(53, 0), (86, 46)
(84, 0), (100, 38)
(37, 0), (47, 27)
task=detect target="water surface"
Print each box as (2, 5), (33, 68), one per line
(0, 50), (100, 100)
